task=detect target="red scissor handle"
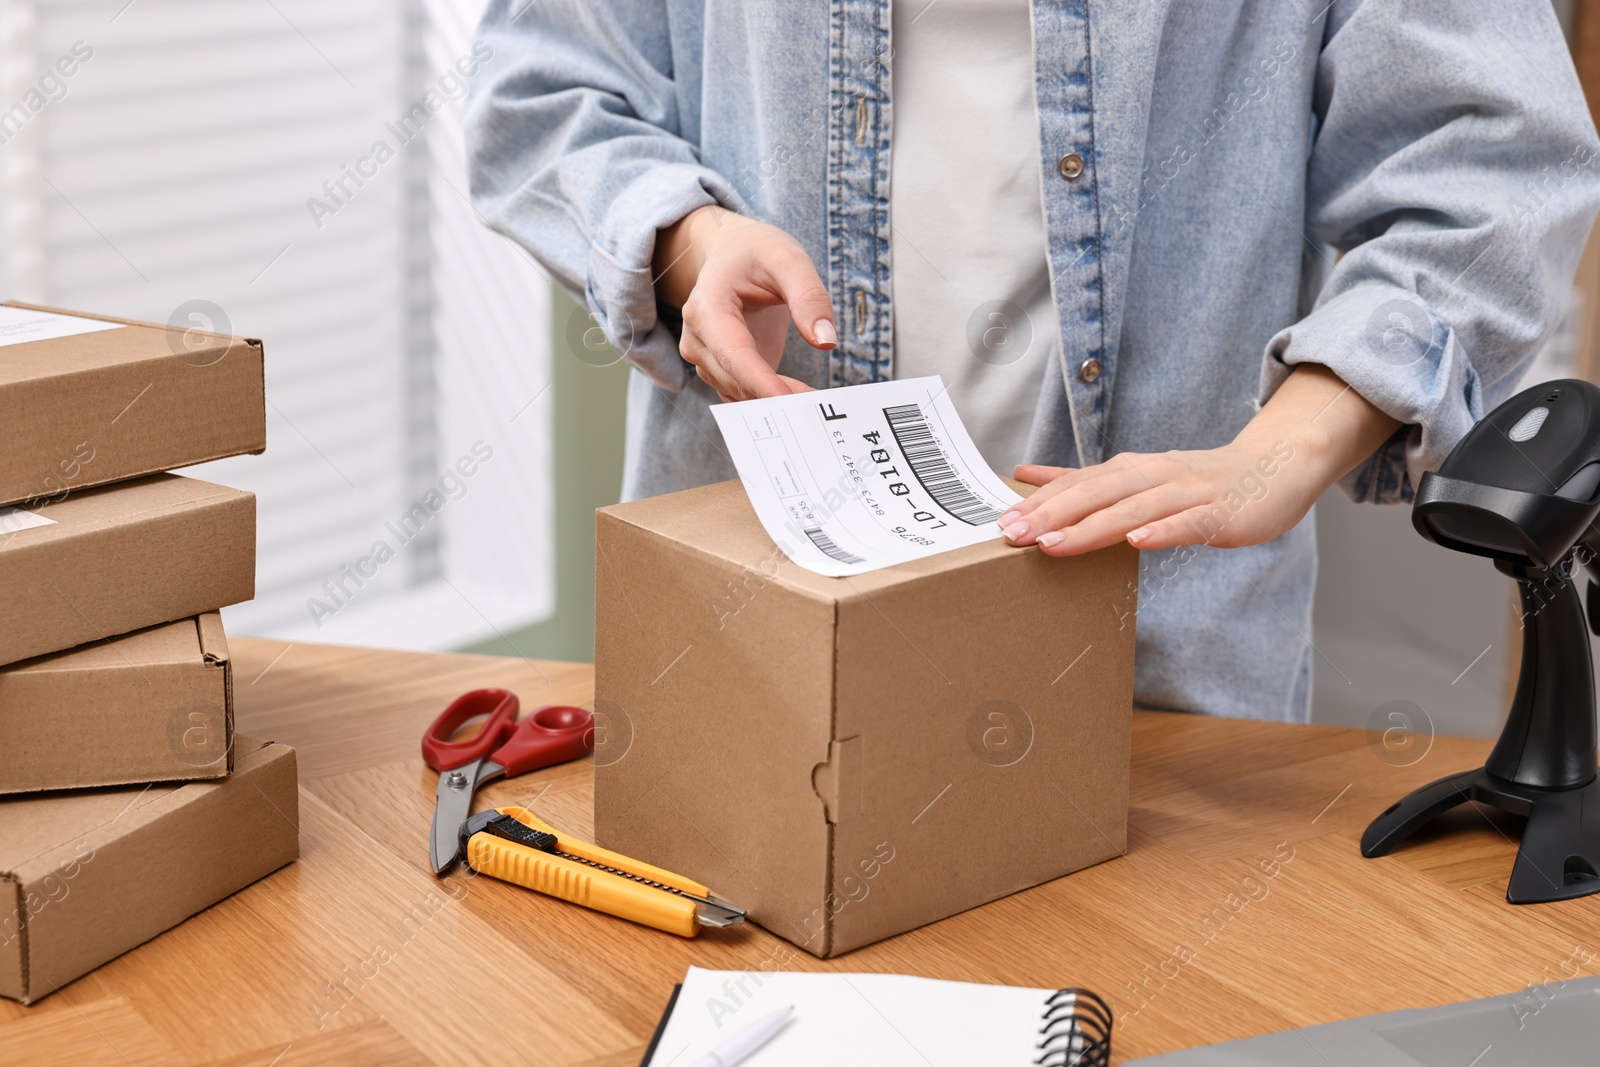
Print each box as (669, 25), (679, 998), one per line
(492, 704), (595, 776)
(422, 688), (520, 771)
(421, 689), (596, 777)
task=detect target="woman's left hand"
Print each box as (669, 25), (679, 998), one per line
(996, 364), (1403, 556)
(1001, 440), (1310, 554)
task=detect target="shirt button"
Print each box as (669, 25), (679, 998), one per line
(1079, 358), (1102, 383)
(1057, 152), (1085, 180)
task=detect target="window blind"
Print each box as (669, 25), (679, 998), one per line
(3, 0), (552, 649)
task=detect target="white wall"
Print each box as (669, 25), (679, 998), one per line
(1311, 488), (1514, 737)
(1311, 308), (1586, 738)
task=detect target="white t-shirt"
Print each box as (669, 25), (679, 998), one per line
(890, 0), (1058, 476)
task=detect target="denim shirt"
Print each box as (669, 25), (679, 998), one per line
(466, 0), (1600, 722)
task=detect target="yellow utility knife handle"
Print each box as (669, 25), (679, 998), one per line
(466, 832), (701, 938)
(496, 806), (713, 898)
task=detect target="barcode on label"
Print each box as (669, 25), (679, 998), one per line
(883, 403), (1003, 526)
(802, 526), (866, 565)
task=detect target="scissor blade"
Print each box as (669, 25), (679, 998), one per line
(430, 761), (480, 874)
(429, 759), (505, 875)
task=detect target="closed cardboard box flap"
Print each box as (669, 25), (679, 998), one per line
(0, 614), (234, 794)
(0, 302), (265, 509)
(0, 735), (299, 1003)
(0, 474), (254, 666)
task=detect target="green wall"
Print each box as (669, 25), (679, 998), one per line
(460, 286), (630, 662)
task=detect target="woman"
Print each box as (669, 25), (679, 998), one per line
(465, 1), (1600, 721)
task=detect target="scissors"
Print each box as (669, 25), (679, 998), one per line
(424, 688), (594, 874)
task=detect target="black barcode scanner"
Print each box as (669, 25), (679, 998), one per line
(1413, 380), (1600, 567)
(1363, 379), (1600, 903)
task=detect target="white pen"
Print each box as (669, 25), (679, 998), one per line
(684, 1005), (794, 1067)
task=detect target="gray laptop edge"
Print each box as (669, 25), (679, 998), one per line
(1126, 975), (1600, 1066)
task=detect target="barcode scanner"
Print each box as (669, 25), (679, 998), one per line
(1412, 380), (1600, 567)
(1362, 378), (1600, 902)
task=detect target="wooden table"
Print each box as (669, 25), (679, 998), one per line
(4, 639), (1598, 1066)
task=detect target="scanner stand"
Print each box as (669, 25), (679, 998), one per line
(1360, 558), (1600, 904)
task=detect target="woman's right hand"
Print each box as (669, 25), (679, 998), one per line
(653, 205), (837, 401)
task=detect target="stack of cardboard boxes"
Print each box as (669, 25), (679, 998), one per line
(0, 303), (300, 1005)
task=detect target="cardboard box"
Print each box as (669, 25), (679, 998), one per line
(595, 479), (1138, 958)
(0, 614), (233, 795)
(0, 473), (255, 667)
(0, 301), (265, 509)
(0, 735), (298, 1003)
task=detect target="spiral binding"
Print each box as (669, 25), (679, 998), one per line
(1034, 988), (1112, 1067)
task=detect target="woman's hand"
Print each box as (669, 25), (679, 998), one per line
(653, 205), (837, 401)
(998, 364), (1402, 555)
(1003, 441), (1309, 554)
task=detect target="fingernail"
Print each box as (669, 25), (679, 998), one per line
(813, 319), (837, 347)
(1002, 522), (1030, 541)
(1127, 527), (1152, 545)
(997, 510), (1022, 528)
(1037, 531), (1065, 548)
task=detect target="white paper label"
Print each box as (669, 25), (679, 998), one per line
(709, 377), (1024, 577)
(0, 306), (125, 347)
(0, 506), (57, 535)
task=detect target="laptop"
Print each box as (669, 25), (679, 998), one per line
(1126, 975), (1600, 1065)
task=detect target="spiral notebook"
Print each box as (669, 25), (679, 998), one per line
(640, 967), (1111, 1067)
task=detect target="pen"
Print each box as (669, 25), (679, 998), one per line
(684, 1004), (794, 1067)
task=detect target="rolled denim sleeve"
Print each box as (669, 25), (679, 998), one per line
(465, 0), (739, 390)
(1258, 0), (1600, 503)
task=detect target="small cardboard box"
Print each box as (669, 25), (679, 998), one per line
(0, 735), (298, 1004)
(595, 480), (1138, 957)
(0, 301), (265, 509)
(0, 614), (233, 795)
(0, 473), (254, 667)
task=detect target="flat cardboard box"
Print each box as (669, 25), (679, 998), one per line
(0, 473), (255, 667)
(595, 479), (1138, 958)
(0, 614), (233, 795)
(0, 735), (298, 1004)
(0, 301), (265, 509)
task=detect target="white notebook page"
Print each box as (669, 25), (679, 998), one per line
(652, 967), (1054, 1066)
